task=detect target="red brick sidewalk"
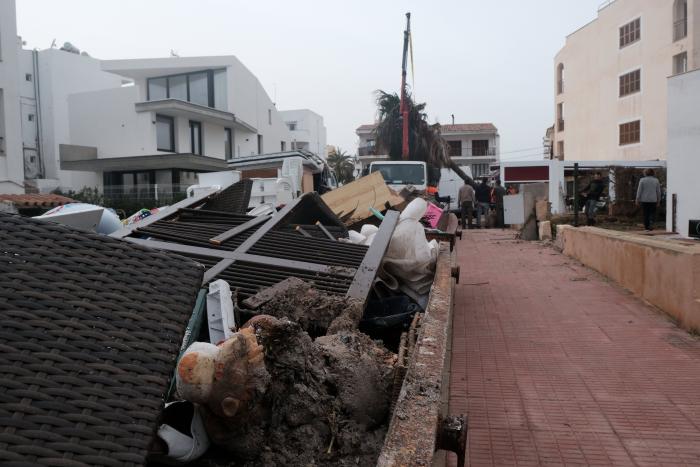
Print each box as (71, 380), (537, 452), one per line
(449, 229), (700, 466)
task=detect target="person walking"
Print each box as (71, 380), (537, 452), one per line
(475, 177), (491, 229)
(491, 179), (507, 228)
(580, 172), (606, 226)
(636, 168), (661, 231)
(458, 181), (476, 229)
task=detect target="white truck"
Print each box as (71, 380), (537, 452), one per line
(369, 161), (428, 192)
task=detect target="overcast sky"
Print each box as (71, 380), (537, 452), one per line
(17, 0), (603, 161)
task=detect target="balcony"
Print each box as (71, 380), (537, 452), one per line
(103, 183), (190, 203)
(558, 119), (565, 132)
(135, 99), (257, 133)
(674, 18), (688, 42)
(359, 145), (378, 157)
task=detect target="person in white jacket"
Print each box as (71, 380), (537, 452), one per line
(635, 168), (662, 231)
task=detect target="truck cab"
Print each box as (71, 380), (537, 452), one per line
(369, 161), (428, 192)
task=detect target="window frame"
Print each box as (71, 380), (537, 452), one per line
(147, 69), (222, 108)
(189, 120), (203, 155)
(619, 17), (641, 49)
(156, 114), (175, 152)
(619, 69), (641, 97)
(619, 120), (641, 146)
(224, 128), (233, 159)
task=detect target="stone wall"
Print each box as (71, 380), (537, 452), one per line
(559, 226), (700, 332)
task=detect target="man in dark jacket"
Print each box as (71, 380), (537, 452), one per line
(580, 172), (606, 226)
(475, 178), (491, 228)
(491, 180), (507, 227)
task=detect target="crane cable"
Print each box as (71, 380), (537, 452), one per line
(409, 27), (415, 97)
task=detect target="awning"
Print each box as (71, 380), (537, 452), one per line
(60, 146), (230, 172)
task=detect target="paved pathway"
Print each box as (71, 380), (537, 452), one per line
(449, 229), (700, 466)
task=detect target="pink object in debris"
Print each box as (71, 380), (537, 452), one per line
(423, 202), (443, 229)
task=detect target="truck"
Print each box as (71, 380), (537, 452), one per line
(368, 161), (472, 213)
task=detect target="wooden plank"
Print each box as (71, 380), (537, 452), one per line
(321, 172), (404, 225)
(209, 214), (271, 245)
(345, 210), (399, 303)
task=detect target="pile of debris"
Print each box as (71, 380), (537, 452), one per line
(0, 174), (456, 466)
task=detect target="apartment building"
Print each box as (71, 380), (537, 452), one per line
(356, 122), (499, 177)
(279, 109), (327, 157)
(553, 0), (698, 161)
(0, 0), (26, 193)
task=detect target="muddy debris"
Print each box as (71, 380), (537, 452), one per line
(180, 315), (396, 466)
(248, 278), (364, 336)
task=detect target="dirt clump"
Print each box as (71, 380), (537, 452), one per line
(253, 279), (363, 336)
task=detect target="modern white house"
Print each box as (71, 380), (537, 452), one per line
(279, 109), (327, 158)
(553, 0), (698, 161)
(667, 67), (700, 236)
(356, 122), (499, 177)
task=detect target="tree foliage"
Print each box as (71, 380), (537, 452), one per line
(327, 146), (357, 185)
(374, 90), (474, 186)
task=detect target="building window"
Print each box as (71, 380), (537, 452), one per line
(189, 121), (202, 155)
(557, 63), (564, 94)
(619, 18), (641, 48)
(224, 128), (233, 159)
(257, 134), (263, 154)
(673, 0), (688, 41)
(447, 141), (461, 156)
(557, 141), (564, 158)
(472, 140), (489, 156)
(268, 109), (272, 125)
(25, 73), (32, 82)
(287, 121), (297, 131)
(28, 114), (34, 122)
(156, 114), (175, 152)
(619, 120), (640, 145)
(472, 163), (489, 177)
(281, 141), (286, 152)
(557, 103), (564, 131)
(619, 69), (641, 97)
(147, 69), (219, 108)
(673, 52), (688, 75)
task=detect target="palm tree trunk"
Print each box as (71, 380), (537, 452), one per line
(447, 159), (476, 187)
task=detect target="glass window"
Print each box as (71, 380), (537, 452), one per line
(189, 72), (209, 106)
(619, 69), (641, 96)
(213, 69), (227, 109)
(619, 18), (641, 48)
(225, 128), (233, 159)
(149, 77), (167, 100)
(156, 114), (174, 151)
(370, 164), (425, 185)
(190, 121), (202, 155)
(619, 120), (640, 145)
(169, 74), (187, 101)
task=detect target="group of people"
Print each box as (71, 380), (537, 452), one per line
(455, 168), (662, 232)
(457, 177), (506, 229)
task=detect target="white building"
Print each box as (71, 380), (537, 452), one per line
(553, 0), (698, 161)
(356, 122), (499, 178)
(1, 0), (26, 193)
(667, 67), (700, 236)
(279, 109), (327, 157)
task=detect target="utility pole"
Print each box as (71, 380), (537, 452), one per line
(400, 12), (411, 160)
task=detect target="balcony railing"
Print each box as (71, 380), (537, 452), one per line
(674, 18), (688, 42)
(103, 183), (190, 203)
(453, 147), (497, 157)
(558, 79), (564, 94)
(557, 119), (565, 132)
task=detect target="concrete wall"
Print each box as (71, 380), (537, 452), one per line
(0, 0), (25, 193)
(667, 67), (700, 236)
(554, 0), (698, 161)
(560, 226), (700, 331)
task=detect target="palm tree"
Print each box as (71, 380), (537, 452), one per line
(374, 90), (475, 187)
(327, 147), (357, 185)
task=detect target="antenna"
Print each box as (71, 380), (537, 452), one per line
(451, 114), (455, 125)
(50, 39), (56, 48)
